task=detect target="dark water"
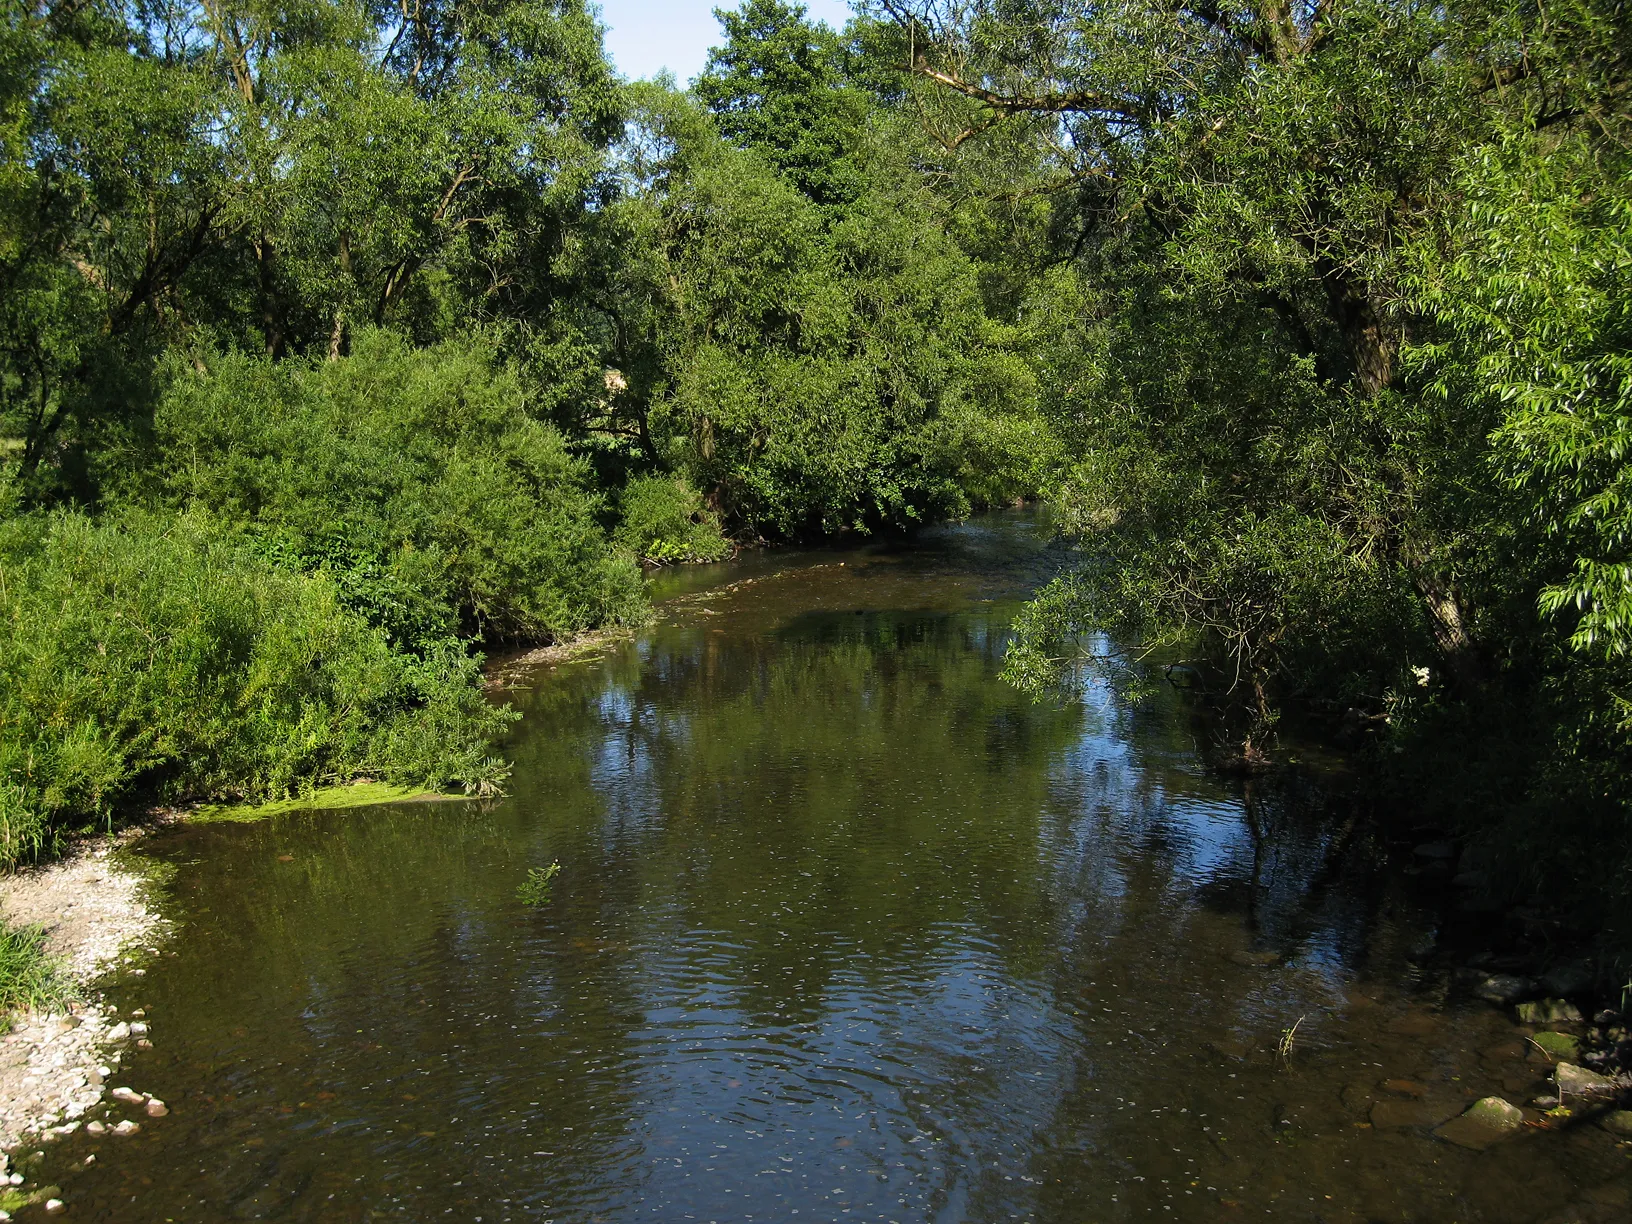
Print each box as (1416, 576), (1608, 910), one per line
(29, 516), (1630, 1221)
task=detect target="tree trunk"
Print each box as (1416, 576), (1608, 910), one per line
(257, 235), (285, 360)
(1316, 258), (1394, 394)
(1415, 574), (1484, 690)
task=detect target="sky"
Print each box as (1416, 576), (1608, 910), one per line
(597, 0), (858, 85)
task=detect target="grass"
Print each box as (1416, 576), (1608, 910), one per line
(0, 923), (71, 1025)
(1277, 1015), (1305, 1061)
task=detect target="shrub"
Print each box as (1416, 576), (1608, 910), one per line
(614, 475), (732, 563)
(145, 329), (646, 645)
(0, 508), (513, 865)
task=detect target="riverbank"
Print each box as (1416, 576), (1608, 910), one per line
(0, 837), (165, 1173)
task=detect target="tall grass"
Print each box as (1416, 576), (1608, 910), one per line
(0, 924), (70, 1023)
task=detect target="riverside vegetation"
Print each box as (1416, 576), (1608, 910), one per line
(0, 0), (1630, 978)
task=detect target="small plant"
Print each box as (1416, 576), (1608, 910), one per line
(0, 923), (71, 1026)
(1277, 1015), (1305, 1061)
(517, 862), (562, 908)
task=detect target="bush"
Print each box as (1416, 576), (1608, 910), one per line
(143, 329), (645, 646)
(614, 475), (732, 563)
(0, 508), (513, 865)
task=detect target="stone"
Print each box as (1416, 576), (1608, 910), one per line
(1539, 964), (1593, 998)
(1228, 950), (1279, 967)
(1341, 1082), (1376, 1112)
(1599, 1110), (1632, 1138)
(135, 1039), (153, 1050)
(1386, 1012), (1439, 1038)
(1472, 974), (1535, 1005)
(109, 1087), (144, 1106)
(1370, 1098), (1461, 1129)
(1434, 1097), (1525, 1150)
(144, 1098), (168, 1118)
(111, 1120), (139, 1136)
(1531, 1031), (1582, 1062)
(84, 1121), (105, 1135)
(1556, 1063), (1617, 1098)
(1380, 1079), (1428, 1098)
(128, 1022), (148, 1037)
(43, 1201), (64, 1216)
(105, 1023), (129, 1042)
(1517, 999), (1585, 1025)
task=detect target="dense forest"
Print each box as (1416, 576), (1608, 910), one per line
(0, 1), (1628, 952)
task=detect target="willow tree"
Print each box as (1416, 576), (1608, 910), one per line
(883, 0), (1629, 731)
(0, 0), (621, 500)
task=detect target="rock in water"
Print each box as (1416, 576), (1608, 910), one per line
(1380, 1079), (1428, 1098)
(1434, 1097), (1525, 1150)
(1538, 964), (1593, 998)
(145, 1098), (168, 1118)
(111, 1120), (140, 1136)
(1529, 1031), (1581, 1062)
(1516, 998), (1584, 1025)
(1370, 1099), (1461, 1129)
(1472, 974), (1535, 1005)
(1556, 1062), (1616, 1097)
(109, 1087), (145, 1106)
(1227, 949), (1279, 967)
(1599, 1110), (1632, 1137)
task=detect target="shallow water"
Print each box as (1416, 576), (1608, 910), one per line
(31, 515), (1631, 1221)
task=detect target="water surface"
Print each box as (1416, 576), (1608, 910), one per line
(33, 515), (1629, 1221)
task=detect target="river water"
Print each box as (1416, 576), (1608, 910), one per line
(29, 515), (1630, 1221)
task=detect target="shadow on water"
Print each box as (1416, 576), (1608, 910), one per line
(27, 512), (1630, 1222)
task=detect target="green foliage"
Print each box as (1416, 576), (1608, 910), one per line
(0, 506), (513, 866)
(615, 475), (732, 563)
(557, 82), (1011, 538)
(142, 329), (645, 644)
(517, 860), (561, 907)
(1411, 131), (1632, 659)
(0, 922), (70, 1023)
(695, 0), (870, 206)
(893, 0), (1632, 942)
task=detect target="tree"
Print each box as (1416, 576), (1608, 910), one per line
(695, 0), (870, 205)
(0, 0), (623, 500)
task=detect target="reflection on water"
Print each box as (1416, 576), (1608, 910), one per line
(33, 515), (1628, 1222)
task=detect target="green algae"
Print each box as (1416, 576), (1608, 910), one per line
(189, 782), (474, 824)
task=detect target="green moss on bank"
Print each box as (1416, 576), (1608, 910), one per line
(190, 783), (477, 825)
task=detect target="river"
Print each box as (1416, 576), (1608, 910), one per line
(28, 513), (1628, 1221)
